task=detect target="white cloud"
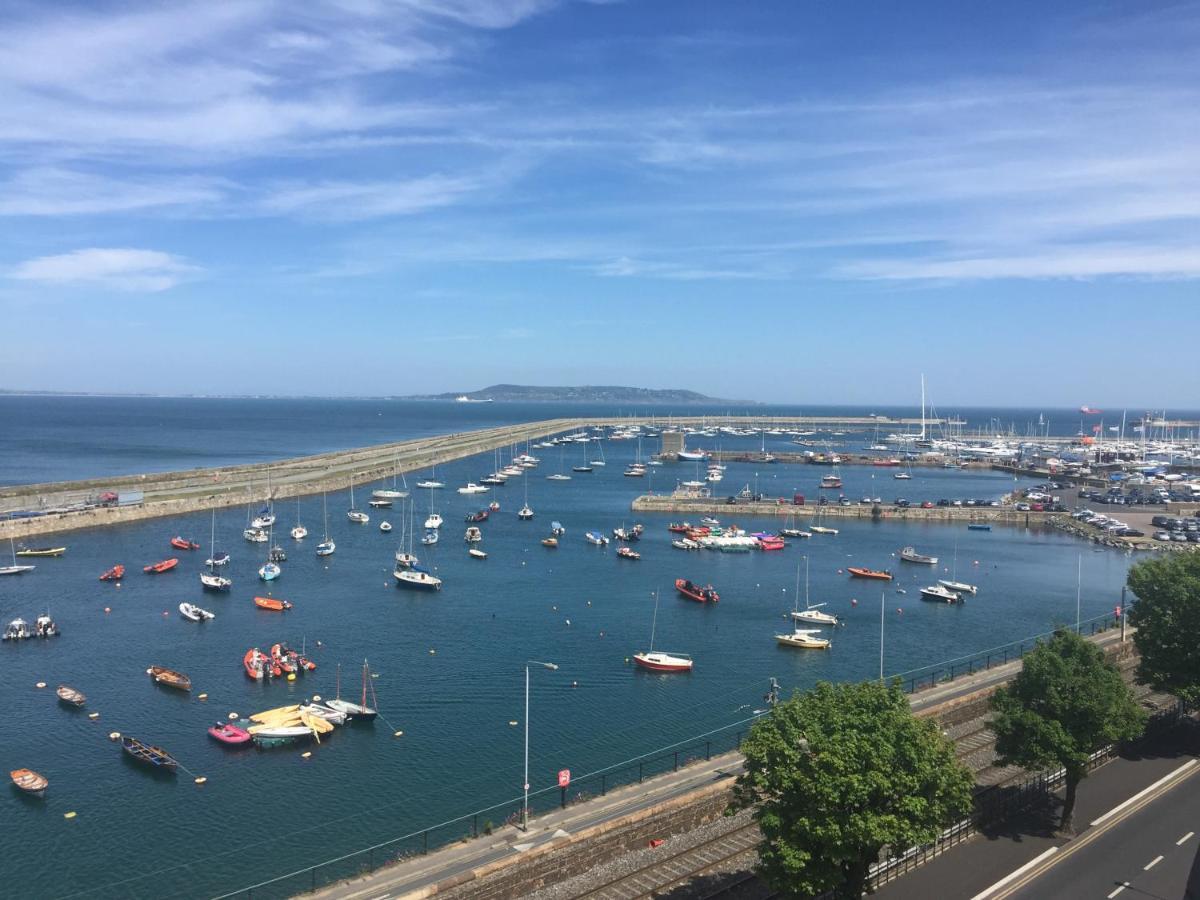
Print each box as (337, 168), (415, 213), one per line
(260, 174), (483, 221)
(0, 168), (225, 216)
(10, 248), (199, 292)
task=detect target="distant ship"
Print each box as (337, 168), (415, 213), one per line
(455, 395), (494, 403)
(1079, 406), (1102, 415)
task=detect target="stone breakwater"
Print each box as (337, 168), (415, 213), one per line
(0, 418), (586, 540)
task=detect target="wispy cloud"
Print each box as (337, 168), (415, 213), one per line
(9, 248), (199, 292)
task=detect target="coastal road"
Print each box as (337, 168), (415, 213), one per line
(873, 725), (1200, 900)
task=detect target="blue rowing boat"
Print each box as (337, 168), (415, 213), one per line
(967, 523), (991, 531)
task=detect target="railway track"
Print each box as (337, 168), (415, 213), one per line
(575, 822), (762, 899)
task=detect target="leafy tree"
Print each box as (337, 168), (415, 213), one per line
(731, 680), (973, 899)
(1127, 553), (1200, 705)
(990, 629), (1145, 835)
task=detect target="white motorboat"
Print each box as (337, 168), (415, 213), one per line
(457, 483), (489, 495)
(900, 546), (938, 565)
(291, 524), (308, 539)
(368, 498), (393, 508)
(468, 547), (488, 559)
(464, 526), (482, 542)
(251, 511), (276, 529)
(585, 531), (609, 545)
(394, 567), (442, 590)
(424, 513), (443, 530)
(244, 527), (268, 543)
(775, 628), (831, 649)
(547, 473), (571, 481)
(920, 584), (962, 603)
(938, 579), (977, 595)
(671, 538), (700, 550)
(179, 602), (215, 622)
(416, 480), (443, 489)
(379, 521), (392, 533)
(258, 562), (281, 581)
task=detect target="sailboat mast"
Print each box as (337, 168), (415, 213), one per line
(919, 373), (926, 441)
(648, 590), (659, 651)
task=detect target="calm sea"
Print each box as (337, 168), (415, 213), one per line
(0, 398), (1150, 898)
(0, 394), (1175, 487)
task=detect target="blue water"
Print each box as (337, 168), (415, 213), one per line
(1, 394), (1179, 486)
(0, 402), (1142, 898)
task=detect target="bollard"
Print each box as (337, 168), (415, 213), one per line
(601, 773), (606, 796)
(674, 751), (679, 772)
(422, 830), (428, 855)
(706, 740), (711, 760)
(472, 814), (478, 838)
(638, 762), (643, 783)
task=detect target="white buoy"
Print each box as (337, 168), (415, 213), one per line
(35, 681), (46, 689)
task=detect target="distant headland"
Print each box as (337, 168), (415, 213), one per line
(407, 384), (744, 404)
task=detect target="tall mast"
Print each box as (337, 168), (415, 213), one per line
(919, 373), (926, 441)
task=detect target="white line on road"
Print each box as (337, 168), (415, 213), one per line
(1179, 831), (1195, 846)
(1090, 759), (1198, 827)
(1144, 855), (1163, 870)
(1107, 883), (1128, 898)
(968, 847), (1059, 900)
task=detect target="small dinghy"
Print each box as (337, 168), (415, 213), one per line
(254, 595), (292, 611)
(179, 602), (215, 622)
(120, 737), (178, 771)
(99, 564), (125, 581)
(147, 666), (192, 691)
(143, 558), (179, 574)
(170, 537), (200, 551)
(56, 684), (86, 707)
(10, 768), (48, 797)
(542, 537), (558, 548)
(379, 521), (392, 532)
(208, 722), (252, 745)
(468, 547), (488, 559)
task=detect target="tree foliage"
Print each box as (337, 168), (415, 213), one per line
(990, 629), (1145, 833)
(1128, 553), (1200, 705)
(731, 680), (973, 899)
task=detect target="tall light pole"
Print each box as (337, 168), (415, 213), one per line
(523, 660), (558, 831)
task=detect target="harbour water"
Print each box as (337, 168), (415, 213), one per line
(0, 399), (1146, 898)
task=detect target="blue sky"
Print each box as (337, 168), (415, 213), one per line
(0, 0), (1197, 405)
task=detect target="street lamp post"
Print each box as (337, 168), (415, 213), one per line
(523, 660), (558, 831)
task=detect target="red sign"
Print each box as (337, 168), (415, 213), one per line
(557, 769), (571, 788)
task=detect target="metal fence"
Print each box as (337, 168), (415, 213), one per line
(211, 618), (1132, 899)
(867, 698), (1189, 890)
(211, 719), (757, 899)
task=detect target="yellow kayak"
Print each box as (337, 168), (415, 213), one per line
(249, 705), (300, 724)
(299, 711), (334, 734)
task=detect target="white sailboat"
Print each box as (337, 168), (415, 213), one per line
(347, 477), (369, 524)
(790, 556), (838, 626)
(290, 498), (308, 540)
(373, 459), (410, 499)
(258, 525), (281, 581)
(199, 510), (232, 591)
(938, 539), (977, 594)
(316, 491), (336, 556)
(518, 473), (533, 520)
(395, 499), (419, 568)
(416, 465), (444, 490)
(0, 538), (36, 576)
(424, 486), (442, 530)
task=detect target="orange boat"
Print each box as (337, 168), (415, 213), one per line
(143, 558), (179, 574)
(847, 567), (893, 581)
(244, 648), (280, 680)
(170, 537), (200, 551)
(254, 596), (293, 611)
(99, 564), (125, 581)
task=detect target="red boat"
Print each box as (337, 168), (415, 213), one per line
(143, 558), (179, 574)
(170, 537), (200, 551)
(757, 536), (785, 551)
(465, 509), (490, 523)
(675, 579), (719, 603)
(99, 564), (125, 582)
(243, 647), (280, 680)
(667, 522), (692, 534)
(847, 567), (893, 581)
(208, 722), (252, 745)
(871, 459), (901, 467)
(254, 596), (292, 611)
(616, 547), (641, 560)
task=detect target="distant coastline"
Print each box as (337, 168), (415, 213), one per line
(405, 383), (748, 404)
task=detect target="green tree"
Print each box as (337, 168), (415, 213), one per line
(1127, 553), (1200, 705)
(731, 680), (973, 899)
(990, 629), (1145, 835)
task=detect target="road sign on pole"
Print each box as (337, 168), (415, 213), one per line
(558, 769), (571, 789)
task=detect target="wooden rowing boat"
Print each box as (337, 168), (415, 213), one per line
(147, 665), (192, 691)
(56, 684), (86, 707)
(10, 768), (48, 796)
(120, 737), (178, 771)
(847, 567), (893, 581)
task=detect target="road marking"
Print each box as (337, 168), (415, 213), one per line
(968, 847), (1059, 900)
(1107, 884), (1128, 898)
(1144, 855), (1163, 870)
(1179, 831), (1195, 845)
(1090, 759), (1198, 826)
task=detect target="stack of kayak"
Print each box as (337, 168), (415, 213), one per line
(245, 704), (336, 746)
(243, 643), (317, 680)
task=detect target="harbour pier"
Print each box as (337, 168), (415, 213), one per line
(0, 418), (588, 540)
